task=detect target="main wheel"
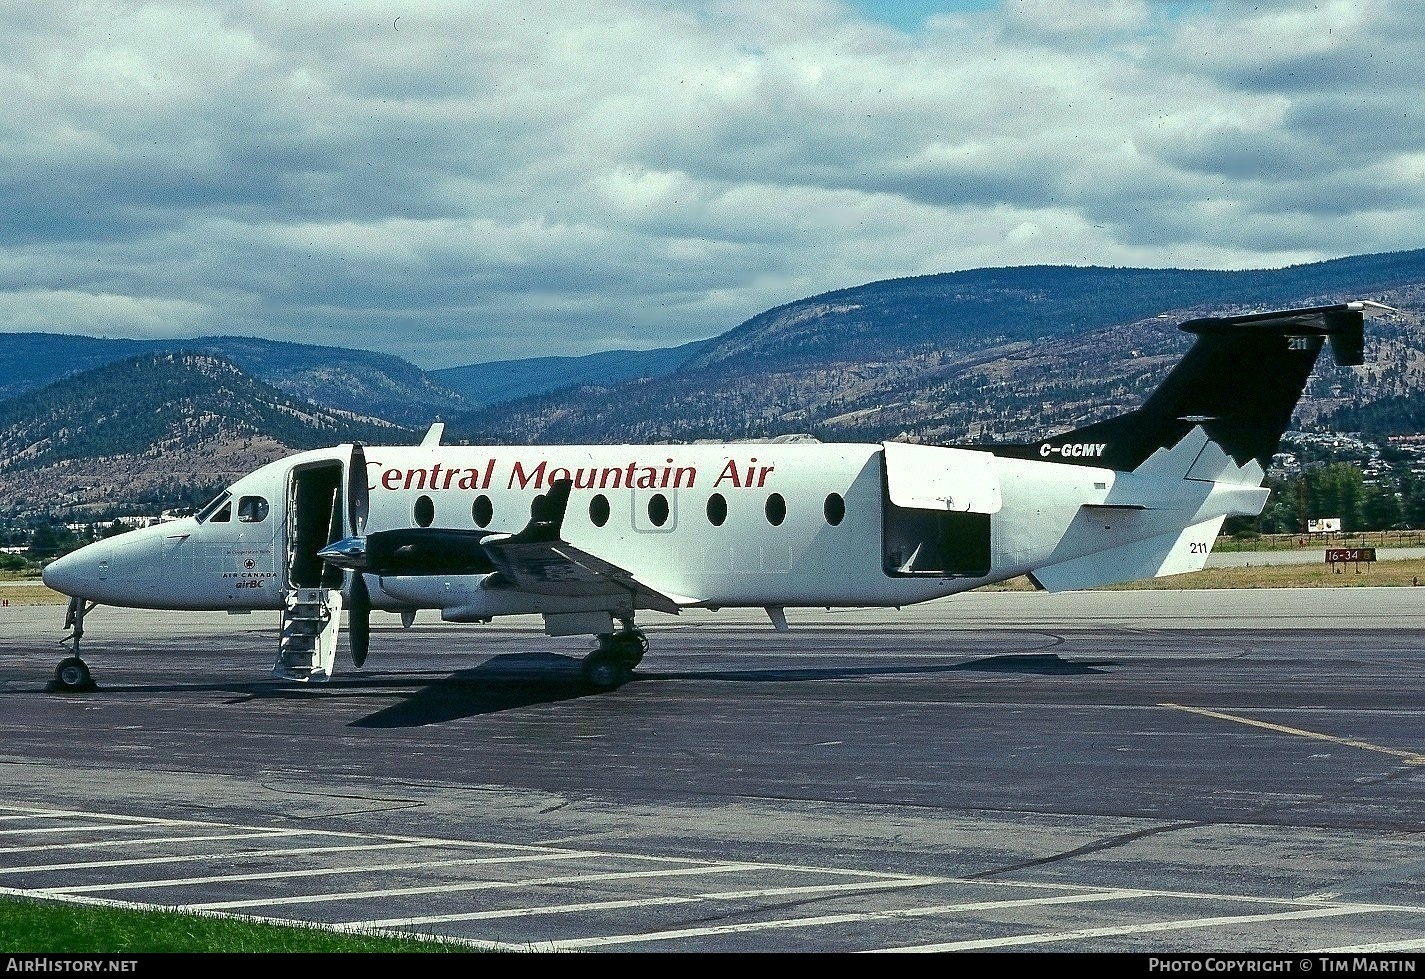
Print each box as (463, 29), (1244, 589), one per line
(609, 630), (648, 667)
(53, 656), (94, 692)
(581, 649), (631, 689)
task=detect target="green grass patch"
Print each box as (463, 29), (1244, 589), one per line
(0, 582), (73, 604)
(0, 895), (474, 953)
(985, 558), (1425, 591)
(1100, 557), (1425, 590)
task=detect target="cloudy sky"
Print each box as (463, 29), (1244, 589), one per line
(2, 1), (1421, 369)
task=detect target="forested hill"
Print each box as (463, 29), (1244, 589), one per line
(0, 353), (416, 513)
(0, 334), (467, 427)
(680, 250), (1425, 372)
(447, 249), (1425, 446)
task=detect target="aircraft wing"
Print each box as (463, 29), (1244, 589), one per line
(477, 478), (685, 613)
(322, 476), (687, 614)
(480, 533), (685, 614)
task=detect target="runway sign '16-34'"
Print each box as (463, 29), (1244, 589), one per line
(1326, 548), (1377, 564)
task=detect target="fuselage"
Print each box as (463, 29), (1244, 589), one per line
(42, 435), (1265, 618)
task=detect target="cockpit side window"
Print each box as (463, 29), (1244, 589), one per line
(195, 491), (232, 524)
(238, 496), (269, 523)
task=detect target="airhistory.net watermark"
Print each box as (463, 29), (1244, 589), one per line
(5, 960), (137, 973)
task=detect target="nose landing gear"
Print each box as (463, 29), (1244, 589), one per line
(49, 596), (98, 692)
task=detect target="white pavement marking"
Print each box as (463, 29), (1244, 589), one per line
(0, 805), (200, 820)
(872, 905), (1387, 952)
(8, 804), (1425, 953)
(1163, 703), (1425, 765)
(0, 831), (316, 854)
(0, 822), (226, 836)
(44, 850), (607, 894)
(476, 889), (1159, 951)
(0, 842), (459, 875)
(185, 863), (778, 911)
(1317, 938), (1425, 952)
(343, 877), (948, 929)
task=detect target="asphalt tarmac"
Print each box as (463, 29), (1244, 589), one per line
(1, 590), (1424, 954)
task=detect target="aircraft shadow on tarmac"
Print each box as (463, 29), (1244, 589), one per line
(25, 650), (1116, 728)
(342, 650), (1119, 728)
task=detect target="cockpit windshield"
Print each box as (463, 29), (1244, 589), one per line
(195, 491), (233, 525)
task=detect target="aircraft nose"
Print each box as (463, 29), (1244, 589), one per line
(42, 541), (110, 597)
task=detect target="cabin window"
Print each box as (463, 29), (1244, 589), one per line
(590, 493), (610, 527)
(195, 491), (231, 524)
(764, 493), (786, 527)
(824, 493), (845, 526)
(472, 495), (493, 527)
(647, 493), (670, 527)
(414, 495), (435, 528)
(706, 493), (727, 527)
(237, 496), (269, 523)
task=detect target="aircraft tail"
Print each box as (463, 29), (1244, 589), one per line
(994, 301), (1389, 475)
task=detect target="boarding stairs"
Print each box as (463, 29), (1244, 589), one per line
(273, 587), (342, 682)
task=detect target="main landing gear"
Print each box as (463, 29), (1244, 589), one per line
(581, 623), (648, 690)
(49, 596), (98, 693)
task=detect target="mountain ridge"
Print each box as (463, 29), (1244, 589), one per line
(0, 352), (417, 515)
(446, 250), (1425, 446)
(4, 248), (1425, 517)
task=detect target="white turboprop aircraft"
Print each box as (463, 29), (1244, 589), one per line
(41, 301), (1392, 692)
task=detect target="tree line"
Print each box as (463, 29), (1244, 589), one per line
(1237, 459), (1425, 535)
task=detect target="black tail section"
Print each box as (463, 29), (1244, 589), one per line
(994, 302), (1380, 473)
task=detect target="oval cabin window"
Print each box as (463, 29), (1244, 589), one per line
(706, 493), (727, 527)
(765, 493), (786, 527)
(648, 493), (670, 527)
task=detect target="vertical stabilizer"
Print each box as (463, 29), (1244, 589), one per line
(992, 301), (1390, 474)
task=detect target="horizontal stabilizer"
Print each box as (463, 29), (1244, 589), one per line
(1027, 516), (1225, 592)
(1178, 300), (1391, 368)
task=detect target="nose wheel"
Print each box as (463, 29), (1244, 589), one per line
(52, 656), (95, 692)
(581, 626), (648, 689)
(49, 597), (98, 692)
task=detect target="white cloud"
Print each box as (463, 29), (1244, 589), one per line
(0, 289), (212, 337)
(1003, 0), (1149, 37)
(0, 0), (1421, 368)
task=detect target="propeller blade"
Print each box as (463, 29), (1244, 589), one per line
(348, 571), (371, 668)
(348, 442), (368, 537)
